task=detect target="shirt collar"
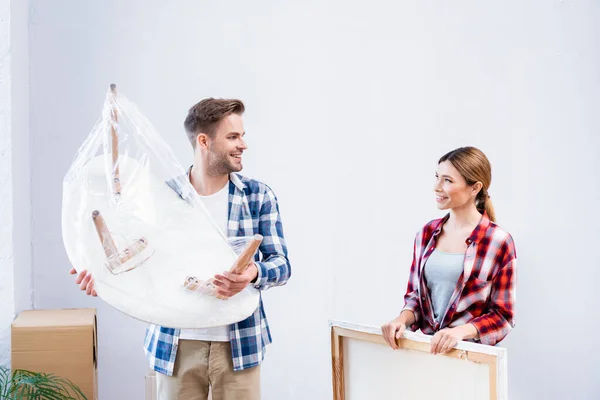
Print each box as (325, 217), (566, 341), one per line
(432, 211), (491, 245)
(229, 172), (245, 191)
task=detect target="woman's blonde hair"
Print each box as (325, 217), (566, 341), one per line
(439, 146), (496, 222)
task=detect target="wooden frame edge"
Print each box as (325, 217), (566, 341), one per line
(331, 325), (500, 400)
(331, 326), (344, 400)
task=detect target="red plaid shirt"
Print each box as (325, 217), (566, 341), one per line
(402, 212), (517, 345)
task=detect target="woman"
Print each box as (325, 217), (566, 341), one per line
(382, 146), (516, 354)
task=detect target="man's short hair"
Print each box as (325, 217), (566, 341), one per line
(184, 98), (245, 147)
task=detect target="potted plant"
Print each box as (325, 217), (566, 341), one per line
(0, 366), (87, 400)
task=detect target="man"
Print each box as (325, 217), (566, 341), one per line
(70, 98), (291, 399)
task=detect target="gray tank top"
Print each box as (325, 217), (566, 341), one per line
(423, 250), (464, 323)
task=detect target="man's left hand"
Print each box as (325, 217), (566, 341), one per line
(213, 262), (259, 298)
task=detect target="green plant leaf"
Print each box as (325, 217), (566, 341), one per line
(0, 366), (12, 399)
(0, 367), (87, 400)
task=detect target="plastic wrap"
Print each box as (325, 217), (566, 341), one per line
(61, 85), (260, 328)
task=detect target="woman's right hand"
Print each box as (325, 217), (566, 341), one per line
(381, 318), (407, 350)
(69, 268), (97, 297)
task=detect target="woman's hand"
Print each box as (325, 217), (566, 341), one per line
(430, 324), (477, 354)
(381, 319), (407, 350)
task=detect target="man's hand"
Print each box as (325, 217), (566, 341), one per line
(69, 268), (97, 297)
(212, 262), (259, 298)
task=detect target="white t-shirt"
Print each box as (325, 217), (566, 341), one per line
(179, 182), (231, 342)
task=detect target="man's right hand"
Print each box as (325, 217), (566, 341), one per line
(381, 318), (406, 350)
(69, 268), (97, 297)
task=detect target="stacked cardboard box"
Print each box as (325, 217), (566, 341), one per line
(11, 308), (98, 400)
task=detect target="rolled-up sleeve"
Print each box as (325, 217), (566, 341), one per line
(470, 257), (516, 345)
(402, 237), (422, 329)
(252, 186), (291, 291)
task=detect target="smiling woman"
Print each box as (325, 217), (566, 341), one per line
(382, 146), (517, 356)
(435, 148), (496, 222)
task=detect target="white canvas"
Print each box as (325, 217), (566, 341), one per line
(332, 321), (507, 400)
(345, 339), (489, 400)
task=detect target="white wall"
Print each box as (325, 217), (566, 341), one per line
(29, 1), (600, 399)
(0, 0), (31, 368)
(11, 0), (32, 319)
(0, 0), (15, 368)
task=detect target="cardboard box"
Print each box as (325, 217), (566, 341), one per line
(11, 308), (98, 400)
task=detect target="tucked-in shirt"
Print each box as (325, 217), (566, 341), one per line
(401, 212), (517, 346)
(423, 250), (464, 323)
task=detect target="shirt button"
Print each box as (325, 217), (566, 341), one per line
(451, 305), (455, 309)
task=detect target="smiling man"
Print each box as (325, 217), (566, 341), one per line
(149, 98), (292, 399)
(72, 98), (291, 400)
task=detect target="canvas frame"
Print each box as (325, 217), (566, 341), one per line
(330, 320), (507, 400)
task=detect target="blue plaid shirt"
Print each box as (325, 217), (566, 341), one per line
(143, 172), (291, 375)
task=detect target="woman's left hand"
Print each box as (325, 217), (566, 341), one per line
(430, 327), (465, 355)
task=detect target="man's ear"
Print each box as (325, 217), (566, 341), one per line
(196, 133), (209, 150)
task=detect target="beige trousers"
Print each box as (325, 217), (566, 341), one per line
(156, 340), (260, 400)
